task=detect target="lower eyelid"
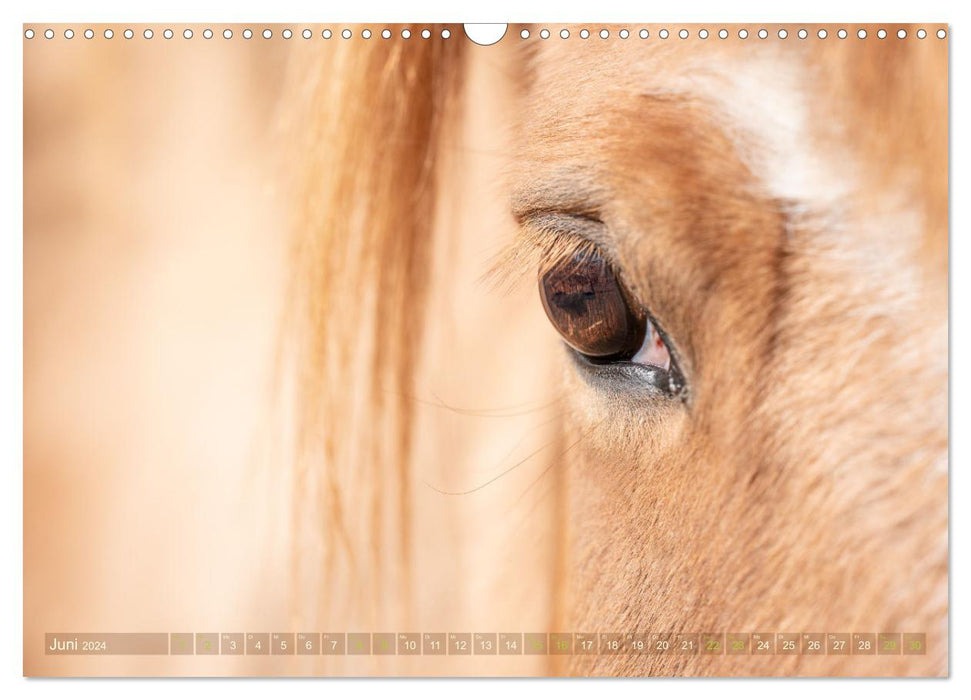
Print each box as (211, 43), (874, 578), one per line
(567, 348), (687, 400)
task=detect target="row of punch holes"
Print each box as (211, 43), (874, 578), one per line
(24, 26), (948, 41)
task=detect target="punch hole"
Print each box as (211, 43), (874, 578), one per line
(202, 29), (212, 39)
(24, 28), (34, 39)
(381, 29), (391, 39)
(184, 29), (193, 39)
(619, 28), (629, 39)
(441, 28), (451, 39)
(44, 28), (54, 39)
(837, 29), (847, 39)
(857, 29), (867, 39)
(84, 29), (94, 39)
(421, 29), (430, 39)
(324, 29), (333, 39)
(877, 29), (887, 39)
(262, 29), (272, 39)
(105, 29), (114, 39)
(143, 28), (153, 39)
(163, 28), (173, 39)
(817, 28), (827, 39)
(917, 29), (927, 39)
(223, 29), (232, 39)
(659, 28), (669, 39)
(464, 24), (506, 45)
(520, 29), (530, 39)
(282, 29), (293, 39)
(242, 28), (253, 39)
(758, 28), (767, 39)
(580, 28), (590, 39)
(600, 29), (609, 39)
(936, 29), (946, 39)
(718, 29), (728, 39)
(402, 29), (411, 38)
(362, 29), (372, 39)
(560, 29), (570, 39)
(778, 28), (788, 39)
(738, 28), (748, 39)
(342, 29), (352, 39)
(540, 28), (550, 39)
(699, 29), (709, 39)
(64, 29), (74, 39)
(897, 29), (906, 39)
(301, 29), (311, 39)
(679, 29), (688, 39)
(798, 28), (808, 39)
(124, 28), (133, 39)
(639, 29), (649, 39)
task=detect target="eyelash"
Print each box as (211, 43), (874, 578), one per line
(486, 219), (608, 292)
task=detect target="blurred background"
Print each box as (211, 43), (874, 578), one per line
(24, 26), (293, 675)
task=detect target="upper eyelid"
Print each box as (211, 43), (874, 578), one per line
(516, 210), (607, 243)
(510, 178), (605, 224)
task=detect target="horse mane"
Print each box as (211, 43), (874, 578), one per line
(283, 25), (466, 629)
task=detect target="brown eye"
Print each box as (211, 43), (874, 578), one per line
(539, 247), (646, 360)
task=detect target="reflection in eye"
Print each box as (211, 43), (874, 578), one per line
(538, 246), (673, 373)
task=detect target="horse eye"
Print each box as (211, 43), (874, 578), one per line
(538, 247), (672, 372)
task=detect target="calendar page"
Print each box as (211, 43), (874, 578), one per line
(22, 21), (948, 678)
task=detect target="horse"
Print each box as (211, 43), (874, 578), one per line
(282, 23), (947, 676)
